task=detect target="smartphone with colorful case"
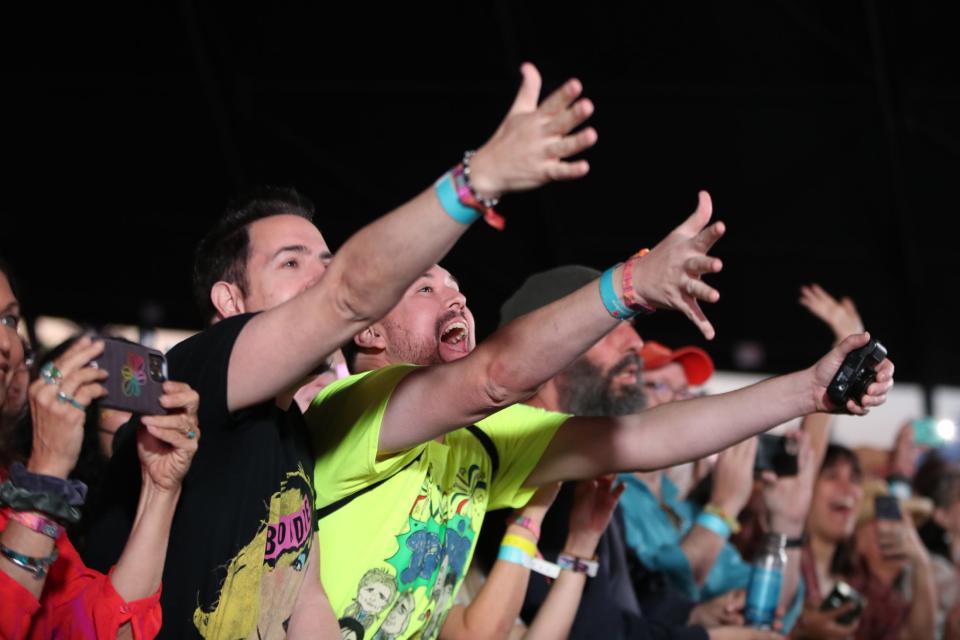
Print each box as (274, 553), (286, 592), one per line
(93, 337), (168, 415)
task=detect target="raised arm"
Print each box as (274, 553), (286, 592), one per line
(1, 338), (107, 599)
(680, 439), (757, 586)
(227, 63), (599, 411)
(109, 382), (199, 602)
(525, 333), (894, 486)
(798, 283), (865, 465)
(380, 192), (725, 451)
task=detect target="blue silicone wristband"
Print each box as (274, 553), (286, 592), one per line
(498, 544), (532, 568)
(695, 511), (732, 539)
(435, 171), (481, 225)
(599, 264), (638, 320)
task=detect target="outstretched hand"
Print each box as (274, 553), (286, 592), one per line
(468, 63), (598, 198)
(799, 284), (864, 344)
(810, 332), (894, 415)
(630, 191), (725, 339)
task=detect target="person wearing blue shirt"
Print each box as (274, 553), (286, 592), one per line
(619, 340), (810, 632)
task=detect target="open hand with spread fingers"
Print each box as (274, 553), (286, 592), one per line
(799, 284), (864, 344)
(628, 191), (726, 339)
(467, 62), (598, 200)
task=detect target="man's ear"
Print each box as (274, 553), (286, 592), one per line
(355, 324), (387, 351)
(211, 281), (246, 319)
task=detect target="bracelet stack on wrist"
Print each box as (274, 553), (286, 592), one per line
(434, 150), (506, 230)
(498, 532), (561, 579)
(599, 249), (657, 320)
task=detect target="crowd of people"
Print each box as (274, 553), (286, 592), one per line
(1, 62), (953, 639)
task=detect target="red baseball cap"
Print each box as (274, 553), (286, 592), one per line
(640, 340), (714, 385)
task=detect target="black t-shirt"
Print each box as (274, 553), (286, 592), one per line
(517, 484), (708, 640)
(83, 314), (317, 639)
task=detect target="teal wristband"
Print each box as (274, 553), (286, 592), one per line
(435, 171), (481, 225)
(498, 544), (532, 568)
(599, 264), (638, 320)
(695, 511), (732, 539)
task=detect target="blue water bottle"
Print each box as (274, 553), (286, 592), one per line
(745, 533), (787, 629)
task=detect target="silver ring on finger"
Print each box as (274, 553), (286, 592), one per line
(57, 389), (87, 410)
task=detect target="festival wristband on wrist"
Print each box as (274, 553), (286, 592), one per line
(599, 264), (638, 320)
(695, 511), (732, 540)
(509, 515), (541, 541)
(556, 553), (598, 577)
(530, 557), (561, 579)
(621, 249), (656, 315)
(435, 170), (481, 225)
(498, 545), (532, 569)
(502, 533), (538, 559)
(1, 508), (63, 539)
(703, 503), (741, 535)
(0, 543), (59, 579)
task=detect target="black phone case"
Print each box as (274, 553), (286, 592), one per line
(93, 338), (167, 415)
(820, 581), (864, 624)
(754, 434), (799, 476)
(874, 495), (903, 520)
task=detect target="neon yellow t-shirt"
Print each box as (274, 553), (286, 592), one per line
(307, 364), (568, 640)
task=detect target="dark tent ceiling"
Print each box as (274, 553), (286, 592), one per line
(3, 2), (958, 392)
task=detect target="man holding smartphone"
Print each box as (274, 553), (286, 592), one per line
(83, 62), (601, 639)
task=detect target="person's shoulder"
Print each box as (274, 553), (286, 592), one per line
(168, 313), (257, 362)
(309, 363), (420, 411)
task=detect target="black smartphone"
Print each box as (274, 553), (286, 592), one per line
(874, 495), (903, 521)
(92, 337), (168, 415)
(754, 434), (799, 476)
(820, 580), (864, 624)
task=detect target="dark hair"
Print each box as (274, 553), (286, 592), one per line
(0, 256), (20, 302)
(192, 186), (315, 319)
(820, 443), (862, 480)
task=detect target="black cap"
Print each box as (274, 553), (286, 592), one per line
(499, 265), (601, 328)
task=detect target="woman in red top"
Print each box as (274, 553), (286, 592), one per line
(0, 262), (201, 639)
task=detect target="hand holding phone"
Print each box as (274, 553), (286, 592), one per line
(754, 434), (799, 477)
(819, 580), (864, 625)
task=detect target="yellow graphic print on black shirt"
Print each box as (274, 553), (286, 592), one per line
(193, 465), (314, 639)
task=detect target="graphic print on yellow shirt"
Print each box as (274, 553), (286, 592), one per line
(193, 464), (314, 639)
(307, 365), (569, 640)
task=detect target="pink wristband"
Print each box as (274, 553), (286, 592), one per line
(621, 249), (656, 314)
(510, 515), (541, 541)
(2, 507), (64, 539)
